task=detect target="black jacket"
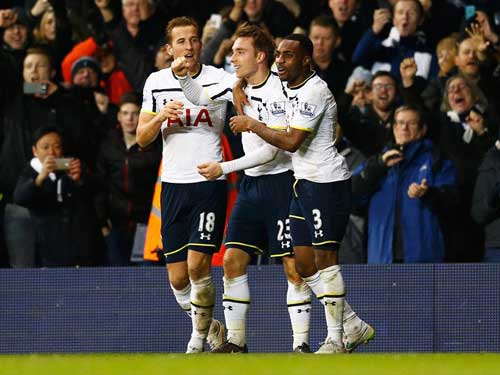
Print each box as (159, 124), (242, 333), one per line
(471, 145), (500, 249)
(95, 128), (161, 229)
(13, 164), (102, 267)
(0, 89), (86, 202)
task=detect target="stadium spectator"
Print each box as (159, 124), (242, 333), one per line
(309, 15), (353, 100)
(103, 0), (167, 91)
(438, 75), (496, 261)
(352, 105), (459, 263)
(326, 0), (375, 63)
(340, 71), (398, 157)
(61, 37), (133, 105)
(0, 46), (87, 268)
(95, 92), (161, 266)
(13, 126), (102, 267)
(352, 0), (438, 83)
(1, 7), (30, 53)
(201, 0), (296, 68)
(471, 131), (500, 262)
(31, 4), (72, 82)
(415, 33), (500, 114)
(67, 56), (117, 170)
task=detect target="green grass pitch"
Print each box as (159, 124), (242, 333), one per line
(1, 353), (500, 375)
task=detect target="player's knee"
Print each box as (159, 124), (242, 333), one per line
(294, 262), (317, 279)
(315, 249), (338, 270)
(223, 249), (249, 278)
(169, 273), (190, 290)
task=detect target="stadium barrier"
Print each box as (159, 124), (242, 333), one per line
(0, 264), (498, 353)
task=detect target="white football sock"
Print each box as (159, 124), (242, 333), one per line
(320, 265), (345, 345)
(223, 274), (250, 347)
(302, 271), (324, 298)
(287, 281), (312, 349)
(190, 276), (215, 344)
(170, 283), (192, 317)
(343, 300), (363, 333)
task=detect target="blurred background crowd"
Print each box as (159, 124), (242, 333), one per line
(1, 0), (500, 268)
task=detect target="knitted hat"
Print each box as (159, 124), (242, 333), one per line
(71, 56), (101, 81)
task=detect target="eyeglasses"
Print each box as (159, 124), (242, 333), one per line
(394, 120), (419, 128)
(372, 83), (395, 91)
(447, 83), (467, 93)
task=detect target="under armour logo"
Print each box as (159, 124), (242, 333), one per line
(163, 98), (173, 105)
(314, 230), (324, 238)
(200, 233), (211, 240)
(257, 105), (263, 121)
(281, 241), (291, 248)
(297, 308), (311, 314)
(223, 305), (233, 311)
(324, 300), (336, 306)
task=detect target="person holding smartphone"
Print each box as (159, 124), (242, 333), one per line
(0, 45), (89, 268)
(13, 126), (102, 267)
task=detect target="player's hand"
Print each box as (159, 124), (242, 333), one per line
(408, 178), (428, 199)
(381, 149), (403, 167)
(400, 57), (417, 88)
(372, 8), (391, 34)
(229, 115), (253, 134)
(67, 158), (81, 182)
(171, 56), (190, 78)
(156, 100), (184, 122)
(197, 161), (223, 181)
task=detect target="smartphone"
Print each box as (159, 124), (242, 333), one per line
(465, 5), (476, 21)
(23, 82), (48, 95)
(210, 13), (222, 29)
(54, 158), (72, 171)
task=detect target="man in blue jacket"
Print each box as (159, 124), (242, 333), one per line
(352, 105), (458, 263)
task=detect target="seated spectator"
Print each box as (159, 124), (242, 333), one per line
(309, 15), (353, 100)
(95, 93), (161, 266)
(352, 0), (438, 83)
(471, 131), (500, 263)
(340, 71), (398, 157)
(13, 126), (102, 267)
(352, 105), (458, 263)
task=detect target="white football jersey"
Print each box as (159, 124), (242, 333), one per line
(141, 65), (228, 183)
(284, 73), (351, 183)
(206, 71), (291, 176)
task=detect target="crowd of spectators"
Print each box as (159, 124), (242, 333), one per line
(1, 0), (500, 267)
